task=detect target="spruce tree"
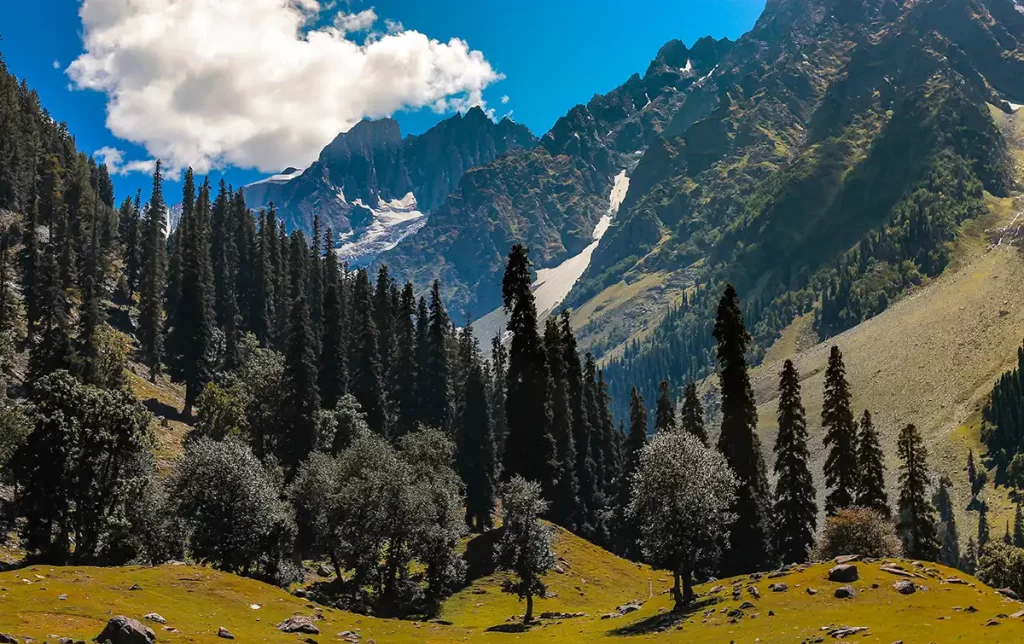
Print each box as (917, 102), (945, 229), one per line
(654, 381), (676, 433)
(713, 284), (772, 575)
(490, 332), (509, 453)
(680, 382), (707, 444)
(960, 536), (978, 575)
(373, 265), (394, 382)
(934, 475), (959, 568)
(544, 317), (578, 531)
(169, 174), (215, 416)
(390, 283), (418, 438)
(1004, 522), (1013, 545)
(350, 269), (385, 433)
(307, 215), (324, 352)
(501, 245), (556, 498)
(967, 449), (977, 488)
(165, 168), (192, 328)
(822, 345), (858, 515)
(616, 386), (648, 558)
(73, 203), (104, 386)
(318, 232), (347, 410)
(773, 360), (817, 564)
(138, 161), (167, 382)
(283, 290), (320, 468)
(1015, 504), (1024, 548)
(896, 423), (940, 561)
(978, 503), (990, 551)
(561, 312), (597, 537)
(421, 280), (451, 433)
(855, 409), (889, 517)
(457, 329), (497, 532)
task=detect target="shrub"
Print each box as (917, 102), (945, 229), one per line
(813, 506), (903, 560)
(977, 542), (1024, 596)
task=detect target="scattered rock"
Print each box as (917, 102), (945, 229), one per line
(807, 588), (818, 595)
(94, 616), (157, 644)
(739, 601), (755, 610)
(316, 563), (333, 577)
(1010, 609), (1024, 619)
(726, 608), (745, 619)
(278, 616), (321, 634)
(768, 610), (775, 616)
(128, 584), (143, 591)
(997, 588), (1021, 600)
(879, 565), (917, 579)
(292, 588), (308, 598)
(748, 586), (760, 599)
(471, 588), (487, 594)
(945, 577), (968, 585)
(338, 631), (360, 643)
(828, 564), (858, 583)
(893, 580), (916, 595)
(965, 606), (979, 613)
(834, 586), (855, 599)
(217, 627), (234, 639)
(985, 619), (1001, 627)
(708, 585), (724, 594)
(770, 583), (788, 593)
(0, 635), (17, 643)
(143, 614), (166, 625)
(58, 594), (67, 600)
(828, 626), (869, 638)
(834, 555), (861, 565)
(539, 611), (586, 620)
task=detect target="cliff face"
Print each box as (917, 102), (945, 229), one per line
(243, 108), (536, 264)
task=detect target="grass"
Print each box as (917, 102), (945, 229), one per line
(4, 539), (1024, 643)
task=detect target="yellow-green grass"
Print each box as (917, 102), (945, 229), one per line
(127, 369), (192, 472)
(4, 552), (1024, 643)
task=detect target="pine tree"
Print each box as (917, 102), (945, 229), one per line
(896, 423), (940, 561)
(544, 317), (578, 531)
(654, 381), (676, 433)
(390, 283), (418, 438)
(501, 245), (556, 498)
(680, 382), (707, 444)
(169, 174), (215, 416)
(307, 215), (324, 352)
(1015, 504), (1024, 548)
(73, 200), (104, 386)
(823, 346), (858, 515)
(714, 285), (772, 575)
(283, 289), (320, 468)
(960, 536), (978, 575)
(934, 475), (959, 568)
(773, 360), (817, 564)
(210, 180), (241, 368)
(561, 312), (597, 538)
(616, 386), (648, 558)
(457, 328), (497, 532)
(165, 168), (193, 328)
(138, 161), (167, 382)
(490, 332), (509, 453)
(967, 449), (977, 487)
(855, 409), (889, 517)
(421, 280), (450, 433)
(978, 503), (991, 551)
(318, 231), (347, 411)
(350, 269), (385, 434)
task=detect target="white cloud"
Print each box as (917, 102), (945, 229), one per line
(94, 146), (158, 177)
(68, 0), (504, 174)
(333, 8), (377, 33)
(501, 94), (509, 104)
(53, 60), (61, 70)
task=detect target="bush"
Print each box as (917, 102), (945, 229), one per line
(977, 542), (1024, 596)
(170, 436), (299, 585)
(813, 506), (903, 560)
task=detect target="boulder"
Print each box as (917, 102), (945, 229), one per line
(0, 634), (17, 643)
(94, 616), (156, 644)
(770, 583), (788, 593)
(834, 585), (855, 599)
(997, 588), (1021, 600)
(828, 564), (858, 583)
(806, 588), (818, 595)
(747, 586), (760, 599)
(277, 616), (321, 634)
(893, 580), (916, 595)
(316, 563), (333, 577)
(216, 627), (233, 639)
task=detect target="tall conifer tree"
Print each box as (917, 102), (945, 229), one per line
(318, 235), (347, 410)
(138, 161), (167, 382)
(896, 423), (940, 561)
(773, 360), (817, 564)
(655, 381), (676, 433)
(421, 280), (451, 433)
(823, 346), (858, 515)
(457, 328), (497, 532)
(562, 312), (597, 537)
(855, 409), (889, 516)
(350, 269), (385, 433)
(714, 284), (772, 575)
(680, 382), (707, 444)
(544, 317), (578, 531)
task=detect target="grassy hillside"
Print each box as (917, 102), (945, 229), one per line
(3, 532), (1023, 643)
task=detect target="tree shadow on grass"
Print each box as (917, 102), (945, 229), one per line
(607, 595), (719, 636)
(463, 528), (502, 585)
(141, 397), (184, 423)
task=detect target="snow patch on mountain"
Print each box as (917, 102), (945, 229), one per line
(335, 192), (426, 267)
(247, 167), (304, 187)
(1009, 102), (1023, 113)
(474, 170), (630, 341)
(1015, 0), (1024, 15)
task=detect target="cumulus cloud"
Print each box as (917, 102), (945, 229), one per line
(53, 60), (62, 70)
(501, 95), (509, 104)
(94, 146), (158, 176)
(68, 0), (504, 174)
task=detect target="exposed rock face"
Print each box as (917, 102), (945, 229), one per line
(378, 39), (732, 317)
(244, 107), (536, 264)
(94, 616), (156, 644)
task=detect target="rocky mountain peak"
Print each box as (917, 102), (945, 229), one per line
(319, 117), (403, 162)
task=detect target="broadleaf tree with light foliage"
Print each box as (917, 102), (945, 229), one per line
(627, 431), (737, 610)
(494, 475), (556, 624)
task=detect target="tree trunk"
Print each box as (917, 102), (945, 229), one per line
(525, 592), (534, 624)
(682, 558), (694, 605)
(671, 570), (683, 611)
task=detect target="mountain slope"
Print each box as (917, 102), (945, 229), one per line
(377, 38), (734, 318)
(575, 0), (1024, 420)
(244, 107), (536, 265)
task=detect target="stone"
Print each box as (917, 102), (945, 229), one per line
(829, 626), (869, 638)
(316, 564), (333, 577)
(747, 585), (760, 599)
(277, 616), (321, 634)
(0, 635), (16, 643)
(945, 577), (968, 585)
(1010, 609), (1024, 619)
(217, 627), (234, 639)
(893, 580), (916, 595)
(806, 587), (818, 595)
(834, 585), (855, 599)
(94, 616), (157, 644)
(997, 588), (1021, 600)
(143, 614), (166, 625)
(553, 564), (565, 574)
(828, 564), (858, 583)
(965, 606), (979, 613)
(770, 583), (788, 592)
(739, 601), (755, 610)
(58, 594), (67, 600)
(128, 584), (142, 591)
(834, 555), (861, 565)
(985, 619), (1001, 626)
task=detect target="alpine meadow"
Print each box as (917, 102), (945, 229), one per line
(5, 0), (1024, 642)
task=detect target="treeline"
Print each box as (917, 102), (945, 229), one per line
(983, 342), (1024, 482)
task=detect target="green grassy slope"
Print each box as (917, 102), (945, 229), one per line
(3, 527), (1024, 643)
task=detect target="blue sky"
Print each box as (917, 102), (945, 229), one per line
(0, 0), (765, 203)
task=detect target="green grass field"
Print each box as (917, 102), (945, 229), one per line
(3, 527), (1023, 643)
